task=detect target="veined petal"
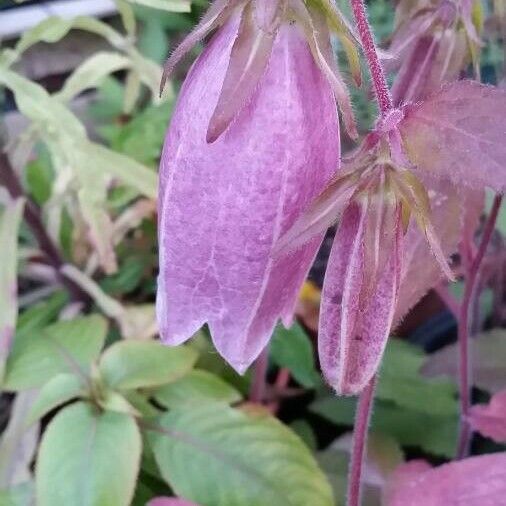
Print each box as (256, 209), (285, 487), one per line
(207, 2), (278, 142)
(157, 18), (339, 373)
(319, 203), (402, 395)
(160, 0), (241, 94)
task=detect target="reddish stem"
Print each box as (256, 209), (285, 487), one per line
(456, 195), (502, 459)
(249, 345), (270, 403)
(347, 376), (376, 506)
(349, 0), (393, 115)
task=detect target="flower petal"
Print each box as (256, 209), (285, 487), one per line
(157, 19), (339, 373)
(469, 390), (506, 443)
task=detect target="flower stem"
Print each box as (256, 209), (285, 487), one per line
(347, 375), (376, 506)
(249, 345), (270, 403)
(456, 195), (502, 459)
(0, 150), (89, 303)
(349, 0), (393, 115)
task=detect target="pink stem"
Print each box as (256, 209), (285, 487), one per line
(249, 345), (270, 403)
(349, 0), (393, 115)
(347, 376), (377, 506)
(456, 195), (502, 459)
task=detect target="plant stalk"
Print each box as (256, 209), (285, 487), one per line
(249, 344), (270, 403)
(456, 195), (502, 459)
(347, 375), (376, 506)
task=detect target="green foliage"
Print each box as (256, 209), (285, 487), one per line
(99, 340), (198, 390)
(2, 316), (107, 391)
(147, 403), (334, 506)
(36, 402), (141, 506)
(270, 323), (321, 388)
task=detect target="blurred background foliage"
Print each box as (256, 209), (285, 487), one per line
(0, 1), (504, 505)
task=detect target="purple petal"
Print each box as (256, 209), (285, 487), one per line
(319, 203), (401, 394)
(399, 80), (506, 193)
(386, 454), (506, 506)
(157, 18), (339, 373)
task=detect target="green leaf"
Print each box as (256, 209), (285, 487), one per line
(376, 340), (458, 416)
(270, 323), (320, 388)
(99, 340), (198, 390)
(0, 198), (24, 381)
(56, 52), (132, 103)
(310, 396), (458, 458)
(147, 404), (334, 506)
(0, 482), (34, 506)
(3, 315), (107, 391)
(126, 0), (191, 12)
(27, 374), (84, 425)
(154, 370), (242, 409)
(36, 402), (141, 506)
(15, 292), (67, 337)
(25, 155), (53, 205)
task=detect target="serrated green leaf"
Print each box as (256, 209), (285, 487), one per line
(3, 315), (107, 391)
(270, 323), (320, 388)
(310, 397), (458, 458)
(100, 340), (198, 391)
(147, 404), (334, 506)
(0, 198), (24, 381)
(36, 402), (141, 506)
(27, 374), (84, 426)
(154, 370), (242, 409)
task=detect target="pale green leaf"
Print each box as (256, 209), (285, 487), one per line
(56, 52), (132, 103)
(3, 315), (107, 391)
(100, 340), (198, 390)
(0, 482), (34, 506)
(126, 0), (191, 13)
(27, 374), (84, 426)
(36, 402), (141, 506)
(115, 0), (137, 35)
(0, 198), (24, 381)
(0, 392), (39, 488)
(154, 370), (242, 409)
(147, 404), (334, 506)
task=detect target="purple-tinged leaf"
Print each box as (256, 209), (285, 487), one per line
(206, 2), (278, 142)
(157, 16), (339, 373)
(399, 80), (506, 192)
(319, 203), (402, 394)
(160, 0), (239, 94)
(468, 390), (506, 443)
(148, 498), (200, 506)
(385, 454), (506, 506)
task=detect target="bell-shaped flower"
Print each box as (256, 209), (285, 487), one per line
(387, 0), (483, 104)
(157, 0), (356, 372)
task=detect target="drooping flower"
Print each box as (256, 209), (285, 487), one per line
(387, 0), (483, 104)
(277, 80), (506, 394)
(157, 0), (358, 372)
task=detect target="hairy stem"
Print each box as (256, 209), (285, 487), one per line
(457, 195), (502, 459)
(349, 0), (393, 115)
(0, 151), (88, 303)
(249, 345), (270, 403)
(347, 376), (376, 506)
